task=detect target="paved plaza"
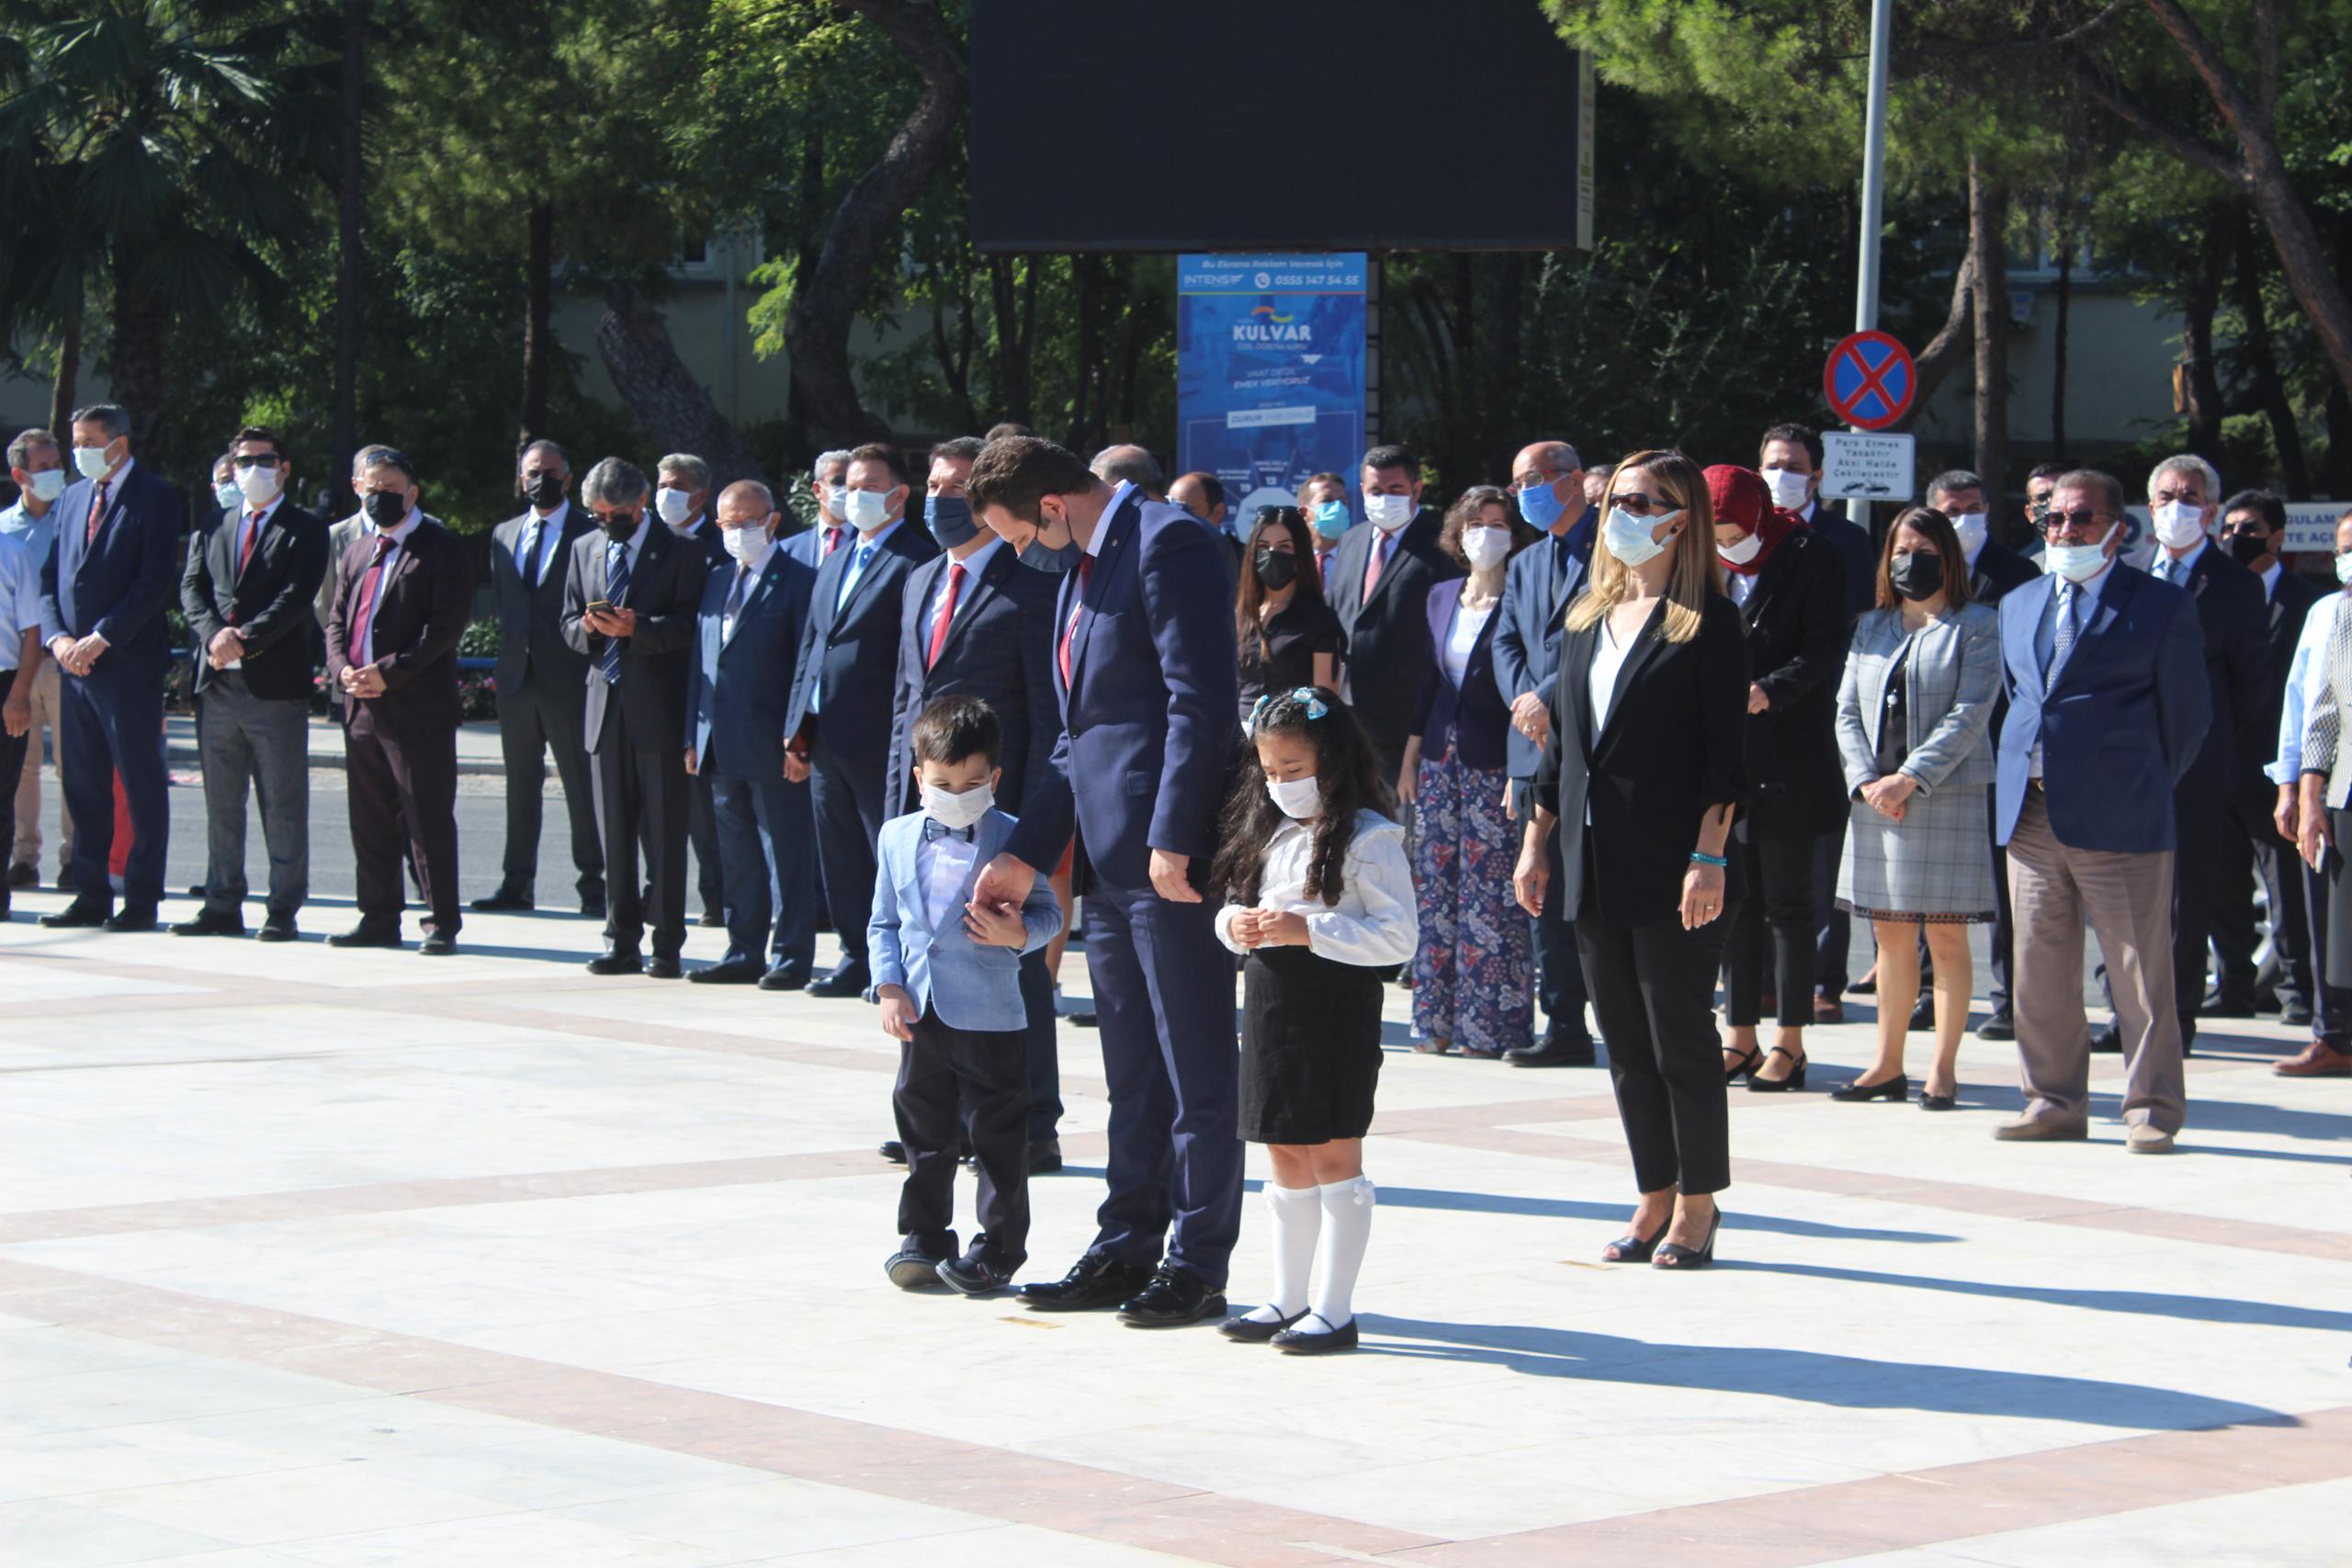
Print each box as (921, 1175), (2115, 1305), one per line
(2, 867), (2347, 1566)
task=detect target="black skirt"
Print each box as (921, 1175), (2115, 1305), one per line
(1240, 945), (1385, 1144)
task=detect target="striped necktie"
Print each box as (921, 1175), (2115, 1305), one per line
(599, 539), (632, 685)
(2045, 581), (2080, 688)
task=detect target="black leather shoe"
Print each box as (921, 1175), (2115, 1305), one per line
(1829, 1073), (1909, 1102)
(1020, 1252), (1156, 1312)
(578, 895), (606, 919)
(40, 902), (107, 929)
(1117, 1263), (1226, 1328)
(759, 957), (811, 991)
(1503, 1033), (1596, 1068)
(171, 909), (244, 937)
(1976, 1007), (2015, 1042)
(102, 906), (158, 933)
(328, 920), (402, 948)
(885, 1244), (952, 1291)
(1907, 994), (1936, 1031)
(471, 886), (533, 912)
(935, 1252), (1014, 1295)
(1069, 1010), (1098, 1028)
(2090, 1023), (2122, 1054)
(1027, 1137), (1063, 1175)
(1219, 1308), (1307, 1343)
(5, 862), (33, 890)
(2199, 993), (2256, 1020)
(586, 948), (644, 976)
(417, 931), (457, 956)
(255, 919), (299, 943)
(646, 955), (683, 979)
(878, 1139), (908, 1164)
(1272, 1313), (1360, 1354)
(689, 957), (764, 985)
(2283, 1000), (2315, 1027)
(697, 909), (724, 928)
(806, 964), (869, 998)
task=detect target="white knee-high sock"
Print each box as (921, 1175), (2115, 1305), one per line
(1309, 1177), (1375, 1328)
(1245, 1182), (1323, 1323)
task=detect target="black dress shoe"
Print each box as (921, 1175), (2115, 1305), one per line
(689, 957), (764, 985)
(255, 919), (299, 943)
(417, 931), (457, 956)
(1021, 1252), (1157, 1312)
(697, 909), (724, 928)
(1828, 1073), (1909, 1102)
(471, 886), (533, 912)
(885, 1244), (952, 1291)
(878, 1140), (908, 1164)
(171, 909), (244, 937)
(647, 955), (683, 979)
(806, 964), (869, 998)
(1070, 1010), (1098, 1028)
(328, 920), (402, 948)
(2283, 1000), (2315, 1028)
(1027, 1137), (1063, 1175)
(1219, 1308), (1307, 1343)
(1919, 1089), (1959, 1111)
(586, 948), (644, 976)
(1976, 1007), (2015, 1042)
(1272, 1313), (1359, 1354)
(2199, 993), (2256, 1020)
(935, 1252), (1014, 1295)
(2090, 1023), (2122, 1054)
(5, 862), (34, 890)
(1503, 1034), (1596, 1068)
(1117, 1263), (1226, 1328)
(578, 896), (606, 919)
(102, 907), (157, 933)
(758, 957), (811, 991)
(1907, 994), (1936, 1031)
(41, 902), (109, 929)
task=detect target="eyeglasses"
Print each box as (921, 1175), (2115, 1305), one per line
(1610, 491), (1670, 515)
(1509, 470), (1569, 492)
(2036, 509), (2115, 540)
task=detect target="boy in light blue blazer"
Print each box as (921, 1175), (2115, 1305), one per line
(872, 695), (1063, 1294)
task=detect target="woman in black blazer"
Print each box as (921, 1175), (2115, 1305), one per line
(1707, 464), (1850, 1091)
(1514, 449), (1748, 1269)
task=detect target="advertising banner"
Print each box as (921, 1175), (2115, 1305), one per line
(1177, 253), (1368, 527)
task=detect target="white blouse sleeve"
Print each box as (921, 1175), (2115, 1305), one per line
(1304, 819), (1419, 967)
(1214, 899), (1248, 955)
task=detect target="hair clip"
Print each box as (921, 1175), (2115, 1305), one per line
(1288, 687), (1329, 719)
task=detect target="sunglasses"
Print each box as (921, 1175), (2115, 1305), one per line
(231, 454), (281, 469)
(2036, 509), (2114, 538)
(1610, 491), (1671, 515)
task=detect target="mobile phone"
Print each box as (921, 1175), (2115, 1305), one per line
(586, 598), (614, 617)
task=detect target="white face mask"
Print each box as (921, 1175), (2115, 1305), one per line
(1951, 511), (1988, 554)
(72, 445), (114, 480)
(2336, 553), (2352, 588)
(212, 479), (243, 512)
(2152, 499), (2208, 550)
(1463, 525), (1511, 572)
(26, 468), (66, 503)
(843, 487), (895, 531)
(1266, 773), (1322, 819)
(1761, 468), (1811, 511)
(655, 486), (694, 527)
(1602, 507), (1679, 569)
(1363, 492), (1415, 530)
(721, 524), (770, 565)
(236, 464), (281, 506)
(922, 780), (995, 831)
(2045, 540), (2112, 583)
(1718, 531), (1764, 566)
(822, 484), (848, 522)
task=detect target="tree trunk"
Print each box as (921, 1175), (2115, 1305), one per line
(2052, 234), (2072, 459)
(1905, 247), (1976, 423)
(1967, 159), (2009, 509)
(2179, 207), (2232, 459)
(107, 246), (169, 451)
(2233, 206), (2307, 492)
(518, 198), (554, 455)
(989, 255), (1035, 426)
(779, 0), (967, 451)
(46, 294), (81, 436)
(1069, 254), (1102, 452)
(333, 0), (366, 483)
(784, 126), (826, 457)
(595, 280), (768, 490)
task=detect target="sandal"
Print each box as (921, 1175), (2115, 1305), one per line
(1745, 1046), (1808, 1093)
(1723, 1043), (1765, 1083)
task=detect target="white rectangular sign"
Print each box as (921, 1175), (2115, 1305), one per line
(1819, 430), (1917, 502)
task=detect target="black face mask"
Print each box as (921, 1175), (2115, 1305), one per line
(525, 472), (566, 510)
(2226, 529), (2271, 567)
(599, 510), (639, 542)
(1253, 547), (1299, 590)
(1890, 550), (1945, 603)
(361, 491), (407, 528)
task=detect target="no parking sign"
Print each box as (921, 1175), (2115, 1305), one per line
(1824, 331), (1916, 431)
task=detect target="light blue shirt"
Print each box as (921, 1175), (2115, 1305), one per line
(811, 516), (903, 714)
(2272, 590), (2346, 784)
(0, 532), (40, 671)
(0, 499), (59, 585)
(2152, 536), (2208, 587)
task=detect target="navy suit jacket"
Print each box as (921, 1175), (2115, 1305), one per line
(1995, 563), (2211, 854)
(688, 543), (816, 780)
(1489, 508), (1595, 781)
(1413, 580), (1511, 773)
(885, 543), (1059, 818)
(1324, 508), (1464, 759)
(2157, 542), (2271, 803)
(41, 461), (183, 681)
(785, 519), (939, 777)
(672, 515), (729, 573)
(1002, 491), (1238, 892)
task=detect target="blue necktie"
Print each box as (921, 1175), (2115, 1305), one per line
(837, 540), (876, 614)
(599, 540), (631, 685)
(518, 518), (541, 584)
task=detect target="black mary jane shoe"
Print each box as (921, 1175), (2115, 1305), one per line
(1828, 1073), (1909, 1103)
(1919, 1087), (1959, 1111)
(1653, 1212), (1722, 1270)
(1745, 1047), (1807, 1093)
(1723, 1043), (1765, 1084)
(1218, 1308), (1307, 1344)
(1601, 1215), (1672, 1263)
(1272, 1313), (1359, 1354)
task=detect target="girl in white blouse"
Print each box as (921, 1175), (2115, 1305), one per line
(1209, 687), (1418, 1355)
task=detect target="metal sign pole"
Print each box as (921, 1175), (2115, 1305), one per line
(1850, 0), (1894, 543)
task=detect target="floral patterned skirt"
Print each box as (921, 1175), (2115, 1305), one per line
(1411, 750), (1534, 1055)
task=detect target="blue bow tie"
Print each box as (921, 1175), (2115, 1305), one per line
(922, 818), (973, 842)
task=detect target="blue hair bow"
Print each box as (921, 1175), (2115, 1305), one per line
(1250, 686), (1330, 730)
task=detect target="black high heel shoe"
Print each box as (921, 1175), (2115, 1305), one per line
(1654, 1211), (1722, 1269)
(1723, 1043), (1764, 1083)
(1601, 1214), (1671, 1263)
(1745, 1046), (1807, 1092)
(1828, 1073), (1908, 1103)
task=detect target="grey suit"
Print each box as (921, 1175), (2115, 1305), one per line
(488, 503), (603, 904)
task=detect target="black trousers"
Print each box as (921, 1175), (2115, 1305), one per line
(1577, 908), (1732, 1196)
(0, 668), (24, 911)
(1726, 823), (1817, 1029)
(687, 766), (723, 919)
(493, 674), (603, 902)
(1513, 778), (1594, 1042)
(1018, 946), (1062, 1139)
(346, 708), (460, 935)
(1812, 829), (1850, 997)
(809, 729), (888, 969)
(2211, 769), (2312, 1011)
(589, 706), (688, 961)
(894, 1004), (1031, 1271)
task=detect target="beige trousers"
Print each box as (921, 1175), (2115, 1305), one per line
(10, 657), (71, 873)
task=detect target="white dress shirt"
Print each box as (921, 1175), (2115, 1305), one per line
(2273, 590), (2347, 784)
(1725, 570), (1758, 609)
(520, 500), (569, 587)
(918, 821), (979, 931)
(2260, 559), (2282, 603)
(1214, 809), (1418, 966)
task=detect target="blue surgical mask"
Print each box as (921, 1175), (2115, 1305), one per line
(1310, 500), (1348, 540)
(1517, 479), (1566, 531)
(1602, 507), (1679, 568)
(2045, 541), (2110, 583)
(924, 493), (978, 549)
(1015, 507), (1083, 575)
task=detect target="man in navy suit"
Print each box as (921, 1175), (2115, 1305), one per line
(967, 435), (1241, 1329)
(38, 403), (181, 931)
(685, 480), (819, 990)
(1323, 444), (1462, 781)
(657, 452), (729, 929)
(784, 450), (853, 572)
(786, 442), (940, 998)
(1995, 468), (2209, 1154)
(1490, 439), (1598, 1066)
(885, 435), (1065, 1169)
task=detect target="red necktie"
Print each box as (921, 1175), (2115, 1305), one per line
(1058, 558), (1091, 688)
(1362, 531), (1393, 600)
(85, 479), (109, 547)
(926, 560), (965, 670)
(823, 525), (843, 558)
(347, 536), (393, 663)
(238, 511), (262, 575)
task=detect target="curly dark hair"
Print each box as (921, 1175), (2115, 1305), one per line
(1210, 686), (1394, 908)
